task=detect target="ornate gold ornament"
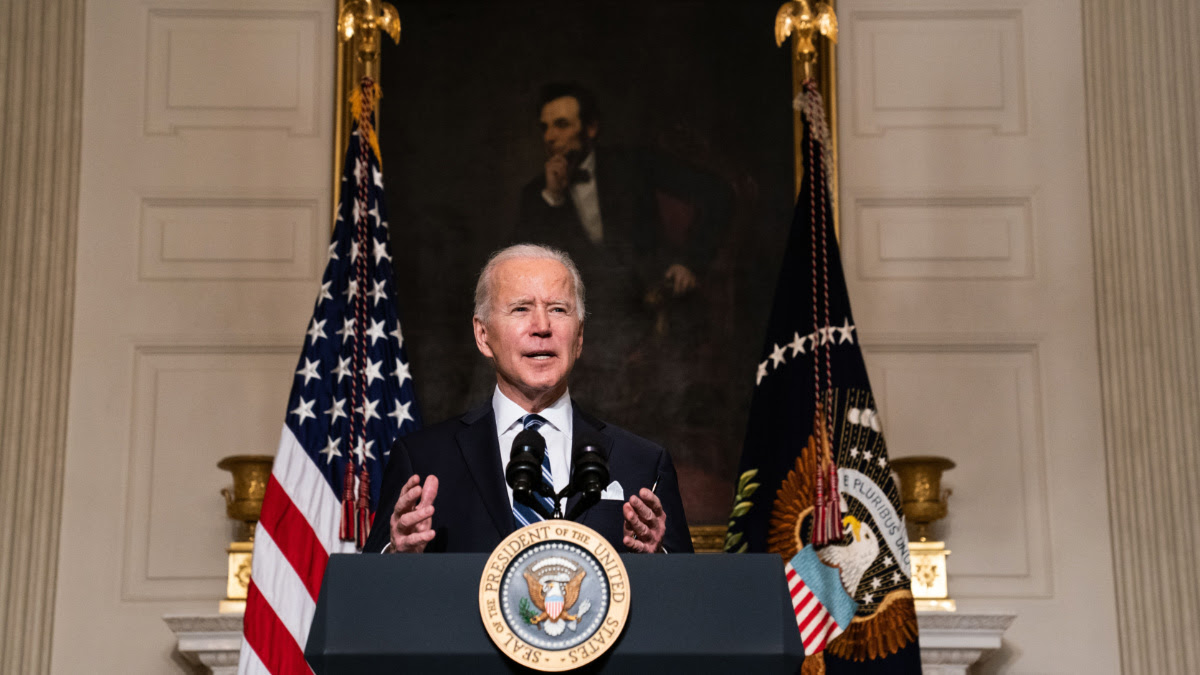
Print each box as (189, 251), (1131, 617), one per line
(338, 0), (401, 65)
(775, 0), (838, 80)
(889, 456), (954, 544)
(775, 0), (839, 221)
(333, 0), (402, 218)
(890, 455), (956, 611)
(217, 455), (273, 613)
(479, 521), (630, 671)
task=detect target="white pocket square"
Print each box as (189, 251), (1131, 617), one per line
(600, 480), (624, 501)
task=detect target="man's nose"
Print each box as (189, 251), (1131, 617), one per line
(529, 307), (552, 334)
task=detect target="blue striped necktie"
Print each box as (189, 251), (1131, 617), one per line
(512, 414), (555, 526)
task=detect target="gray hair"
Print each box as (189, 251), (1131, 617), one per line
(473, 244), (586, 322)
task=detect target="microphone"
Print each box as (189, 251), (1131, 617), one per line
(506, 428), (547, 495)
(571, 443), (609, 497)
(506, 429), (553, 519)
(566, 441), (609, 521)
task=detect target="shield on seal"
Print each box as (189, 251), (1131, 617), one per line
(545, 588), (564, 620)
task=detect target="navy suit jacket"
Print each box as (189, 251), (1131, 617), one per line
(363, 401), (693, 554)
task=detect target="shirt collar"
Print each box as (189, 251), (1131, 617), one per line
(579, 151), (596, 174)
(492, 386), (573, 434)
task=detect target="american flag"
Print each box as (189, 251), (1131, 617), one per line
(239, 78), (421, 675)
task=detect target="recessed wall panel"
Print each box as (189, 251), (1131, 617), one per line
(851, 195), (1034, 279)
(139, 196), (319, 280)
(123, 345), (296, 601)
(145, 9), (320, 134)
(863, 343), (1052, 597)
(852, 9), (1026, 134)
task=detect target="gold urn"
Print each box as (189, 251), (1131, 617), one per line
(890, 455), (956, 611)
(217, 455), (274, 614)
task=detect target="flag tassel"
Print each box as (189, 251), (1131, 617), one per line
(810, 408), (842, 546)
(339, 463), (357, 542)
(355, 464), (371, 550)
(812, 463), (842, 545)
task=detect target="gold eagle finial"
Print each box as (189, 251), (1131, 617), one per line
(775, 1), (838, 56)
(338, 0), (401, 63)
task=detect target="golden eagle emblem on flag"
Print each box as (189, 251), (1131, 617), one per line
(768, 395), (919, 664)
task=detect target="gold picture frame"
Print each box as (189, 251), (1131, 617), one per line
(328, 0), (839, 547)
(332, 0), (838, 231)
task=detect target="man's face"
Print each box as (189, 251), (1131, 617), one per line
(473, 257), (584, 410)
(540, 96), (597, 159)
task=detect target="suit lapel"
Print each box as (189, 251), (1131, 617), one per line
(456, 405), (515, 538)
(567, 405), (613, 527)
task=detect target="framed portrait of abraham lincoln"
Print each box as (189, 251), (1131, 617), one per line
(338, 0), (831, 527)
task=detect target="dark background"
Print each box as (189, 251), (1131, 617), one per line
(377, 0), (796, 523)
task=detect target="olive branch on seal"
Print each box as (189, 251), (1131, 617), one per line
(518, 596), (538, 624)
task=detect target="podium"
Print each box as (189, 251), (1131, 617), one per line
(306, 553), (805, 673)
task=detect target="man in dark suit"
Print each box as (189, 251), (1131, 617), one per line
(364, 244), (692, 554)
(516, 82), (733, 308)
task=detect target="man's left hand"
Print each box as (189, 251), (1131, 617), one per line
(663, 264), (697, 296)
(623, 488), (667, 553)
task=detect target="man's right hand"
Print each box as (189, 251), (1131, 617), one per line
(544, 153), (570, 201)
(389, 474), (438, 553)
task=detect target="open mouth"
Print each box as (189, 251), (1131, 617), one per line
(524, 351), (556, 361)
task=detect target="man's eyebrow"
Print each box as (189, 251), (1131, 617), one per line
(505, 297), (534, 308)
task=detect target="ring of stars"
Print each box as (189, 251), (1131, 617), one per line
(754, 319), (856, 386)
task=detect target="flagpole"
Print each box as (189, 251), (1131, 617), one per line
(333, 0), (401, 227)
(777, 0), (839, 233)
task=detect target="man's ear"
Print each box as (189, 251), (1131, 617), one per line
(585, 123), (598, 141)
(573, 322), (584, 359)
(473, 316), (494, 360)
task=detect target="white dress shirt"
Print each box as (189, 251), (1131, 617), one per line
(492, 386), (573, 513)
(541, 151), (604, 244)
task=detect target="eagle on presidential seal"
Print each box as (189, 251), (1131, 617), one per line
(768, 398), (919, 666)
(522, 556), (593, 637)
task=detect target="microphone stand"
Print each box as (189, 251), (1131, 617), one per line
(518, 483), (600, 522)
(564, 490), (600, 522)
(511, 440), (609, 522)
(513, 481), (557, 521)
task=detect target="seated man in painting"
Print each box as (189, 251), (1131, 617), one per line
(513, 82), (734, 429)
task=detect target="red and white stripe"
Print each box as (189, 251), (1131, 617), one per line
(239, 426), (357, 674)
(785, 562), (845, 656)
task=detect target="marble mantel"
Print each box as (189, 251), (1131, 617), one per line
(165, 611), (1015, 674)
(917, 612), (1017, 675)
(163, 614), (244, 675)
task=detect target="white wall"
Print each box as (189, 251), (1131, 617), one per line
(52, 0), (334, 671)
(839, 0), (1119, 672)
(51, 0), (1119, 672)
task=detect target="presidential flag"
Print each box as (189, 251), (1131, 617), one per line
(725, 80), (921, 673)
(239, 77), (421, 675)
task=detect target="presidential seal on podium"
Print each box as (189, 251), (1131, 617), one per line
(479, 521), (630, 671)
